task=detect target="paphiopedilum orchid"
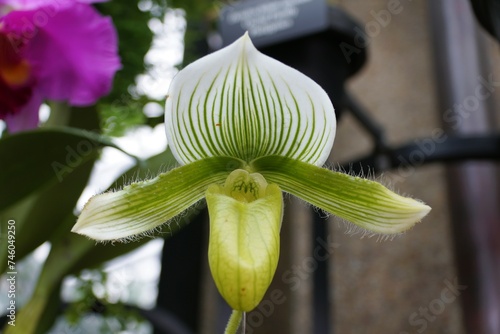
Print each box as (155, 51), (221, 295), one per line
(0, 0), (120, 132)
(72, 33), (430, 328)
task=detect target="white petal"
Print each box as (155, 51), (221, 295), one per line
(165, 32), (336, 166)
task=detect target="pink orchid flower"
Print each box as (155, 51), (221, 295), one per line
(0, 0), (121, 132)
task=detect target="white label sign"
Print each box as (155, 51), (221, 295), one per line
(220, 0), (328, 47)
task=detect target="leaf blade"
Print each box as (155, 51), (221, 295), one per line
(0, 127), (135, 210)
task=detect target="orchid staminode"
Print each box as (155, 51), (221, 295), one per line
(72, 33), (430, 328)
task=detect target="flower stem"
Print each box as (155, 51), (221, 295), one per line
(224, 310), (243, 334)
(45, 102), (70, 127)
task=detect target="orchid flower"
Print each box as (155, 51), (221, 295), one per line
(72, 33), (430, 325)
(0, 0), (120, 132)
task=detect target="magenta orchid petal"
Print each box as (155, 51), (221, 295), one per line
(0, 1), (120, 132)
(4, 89), (42, 132)
(0, 0), (17, 7)
(3, 3), (121, 105)
(0, 76), (32, 114)
(0, 0), (107, 12)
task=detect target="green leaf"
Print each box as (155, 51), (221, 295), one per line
(72, 156), (244, 240)
(165, 33), (335, 166)
(3, 232), (94, 334)
(0, 154), (97, 273)
(0, 127), (133, 211)
(0, 191), (39, 273)
(251, 156), (431, 234)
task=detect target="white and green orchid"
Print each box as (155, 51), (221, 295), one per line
(72, 32), (430, 328)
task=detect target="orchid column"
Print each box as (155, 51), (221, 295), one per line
(73, 33), (430, 331)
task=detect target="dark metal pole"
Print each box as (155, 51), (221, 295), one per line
(428, 0), (500, 333)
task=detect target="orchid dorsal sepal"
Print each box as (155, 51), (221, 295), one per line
(251, 155), (431, 234)
(165, 32), (336, 167)
(207, 169), (283, 311)
(71, 156), (245, 241)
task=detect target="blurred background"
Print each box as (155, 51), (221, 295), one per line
(1, 0), (500, 333)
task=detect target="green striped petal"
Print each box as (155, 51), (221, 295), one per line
(72, 156), (244, 240)
(251, 156), (431, 234)
(165, 32), (335, 167)
(206, 169), (283, 311)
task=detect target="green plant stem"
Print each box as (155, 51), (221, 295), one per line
(224, 310), (243, 334)
(44, 102), (70, 127)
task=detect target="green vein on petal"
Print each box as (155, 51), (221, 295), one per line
(72, 156), (244, 240)
(251, 156), (431, 234)
(165, 32), (336, 167)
